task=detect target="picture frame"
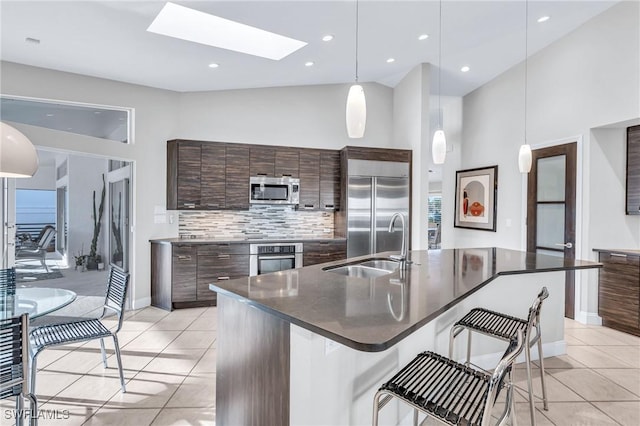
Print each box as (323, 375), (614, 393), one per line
(454, 165), (498, 231)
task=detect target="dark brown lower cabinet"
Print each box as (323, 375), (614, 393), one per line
(597, 250), (640, 336)
(151, 242), (250, 310)
(303, 241), (347, 266)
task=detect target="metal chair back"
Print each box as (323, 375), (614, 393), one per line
(0, 313), (29, 400)
(102, 267), (129, 333)
(525, 286), (549, 335)
(36, 226), (55, 250)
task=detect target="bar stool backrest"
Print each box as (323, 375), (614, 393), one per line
(481, 329), (525, 426)
(526, 286), (549, 332)
(101, 267), (130, 333)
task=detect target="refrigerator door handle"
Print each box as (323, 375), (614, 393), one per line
(370, 178), (376, 254)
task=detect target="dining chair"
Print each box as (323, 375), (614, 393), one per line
(29, 267), (129, 398)
(15, 225), (56, 272)
(1, 312), (38, 426)
(373, 330), (524, 426)
(449, 287), (549, 425)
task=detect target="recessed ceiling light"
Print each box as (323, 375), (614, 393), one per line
(537, 16), (550, 23)
(94, 111), (101, 114)
(147, 2), (307, 60)
(418, 34), (429, 41)
(386, 58), (395, 63)
(46, 113), (54, 117)
(25, 37), (40, 45)
(305, 61), (314, 67)
(208, 63), (219, 68)
(461, 65), (470, 73)
(322, 35), (334, 42)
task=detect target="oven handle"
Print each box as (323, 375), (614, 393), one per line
(256, 254), (297, 260)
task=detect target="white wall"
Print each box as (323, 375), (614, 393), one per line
(454, 1), (640, 319)
(178, 82), (394, 149)
(15, 162), (56, 191)
(392, 63), (430, 249)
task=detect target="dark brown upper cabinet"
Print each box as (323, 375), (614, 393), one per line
(275, 148), (300, 178)
(299, 149), (320, 210)
(226, 145), (251, 210)
(201, 143), (226, 209)
(320, 151), (340, 211)
(167, 141), (202, 210)
(250, 146), (275, 177)
(168, 140), (340, 211)
(627, 125), (640, 215)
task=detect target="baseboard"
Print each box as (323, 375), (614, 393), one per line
(576, 311), (602, 326)
(131, 296), (151, 311)
(465, 340), (567, 371)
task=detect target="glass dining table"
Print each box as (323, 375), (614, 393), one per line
(0, 287), (77, 320)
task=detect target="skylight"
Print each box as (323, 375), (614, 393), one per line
(147, 2), (307, 61)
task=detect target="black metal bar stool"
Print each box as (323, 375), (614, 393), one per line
(449, 287), (549, 425)
(373, 331), (524, 426)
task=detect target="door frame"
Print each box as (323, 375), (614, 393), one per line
(521, 134), (584, 319)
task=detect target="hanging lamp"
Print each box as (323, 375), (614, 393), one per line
(518, 0), (532, 173)
(0, 122), (39, 178)
(432, 0), (446, 164)
(346, 0), (366, 138)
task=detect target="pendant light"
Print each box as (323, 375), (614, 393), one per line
(518, 0), (532, 173)
(0, 122), (39, 178)
(346, 0), (366, 138)
(432, 0), (446, 164)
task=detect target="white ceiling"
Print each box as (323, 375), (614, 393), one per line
(0, 0), (620, 95)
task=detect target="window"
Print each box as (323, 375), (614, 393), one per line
(428, 195), (442, 249)
(15, 189), (56, 245)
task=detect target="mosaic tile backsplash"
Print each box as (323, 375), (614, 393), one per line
(179, 205), (334, 239)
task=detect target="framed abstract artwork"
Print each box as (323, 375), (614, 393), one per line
(454, 165), (498, 231)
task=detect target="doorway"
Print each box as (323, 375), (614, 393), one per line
(526, 142), (577, 318)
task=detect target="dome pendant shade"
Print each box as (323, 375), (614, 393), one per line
(346, 84), (366, 139)
(0, 122), (39, 178)
(432, 129), (447, 164)
(518, 143), (532, 173)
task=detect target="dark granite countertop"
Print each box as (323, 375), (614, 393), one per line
(150, 237), (346, 244)
(593, 248), (640, 257)
(209, 247), (601, 352)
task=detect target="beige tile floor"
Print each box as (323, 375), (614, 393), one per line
(3, 309), (639, 425)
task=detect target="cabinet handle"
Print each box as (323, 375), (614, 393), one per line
(610, 253), (628, 258)
(218, 254), (230, 259)
(323, 205), (335, 210)
(177, 255), (192, 261)
(281, 173), (292, 177)
(304, 204), (315, 209)
(218, 276), (230, 280)
(182, 203), (197, 209)
(257, 173), (268, 176)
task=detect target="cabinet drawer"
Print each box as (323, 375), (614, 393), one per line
(197, 243), (250, 256)
(303, 241), (346, 266)
(599, 252), (640, 267)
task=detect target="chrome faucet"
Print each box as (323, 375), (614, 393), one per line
(388, 212), (409, 266)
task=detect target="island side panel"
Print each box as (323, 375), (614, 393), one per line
(217, 294), (290, 426)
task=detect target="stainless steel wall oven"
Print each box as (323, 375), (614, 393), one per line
(249, 243), (303, 276)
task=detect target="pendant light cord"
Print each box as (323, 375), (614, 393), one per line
(355, 0), (359, 83)
(524, 0), (528, 144)
(438, 0), (443, 129)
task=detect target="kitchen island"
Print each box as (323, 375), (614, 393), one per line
(209, 248), (601, 426)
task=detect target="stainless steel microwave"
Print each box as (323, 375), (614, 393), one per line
(249, 176), (300, 205)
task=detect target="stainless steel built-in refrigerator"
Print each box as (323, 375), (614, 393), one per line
(346, 159), (410, 258)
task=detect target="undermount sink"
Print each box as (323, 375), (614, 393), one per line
(322, 258), (399, 278)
